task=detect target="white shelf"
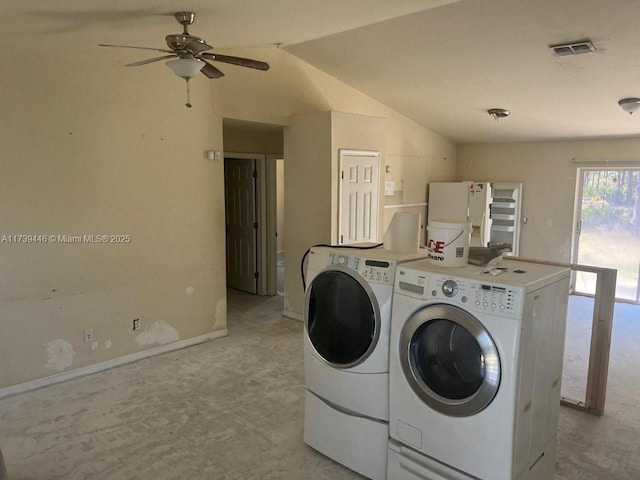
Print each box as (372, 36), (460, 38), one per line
(492, 214), (516, 220)
(492, 201), (516, 209)
(493, 225), (515, 232)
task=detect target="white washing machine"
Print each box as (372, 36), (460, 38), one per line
(387, 259), (571, 480)
(303, 245), (427, 480)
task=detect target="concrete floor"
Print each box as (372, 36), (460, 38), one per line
(0, 289), (638, 479)
(557, 296), (640, 480)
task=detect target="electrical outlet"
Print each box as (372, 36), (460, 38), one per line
(83, 328), (94, 343)
(132, 318), (140, 331)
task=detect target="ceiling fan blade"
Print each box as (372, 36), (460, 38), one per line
(125, 55), (177, 67)
(99, 44), (175, 54)
(185, 40), (213, 53)
(201, 53), (270, 71)
(199, 60), (225, 79)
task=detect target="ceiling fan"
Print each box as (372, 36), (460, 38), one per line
(100, 11), (270, 107)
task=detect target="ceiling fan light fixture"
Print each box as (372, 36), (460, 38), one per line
(100, 11), (269, 108)
(488, 108), (510, 121)
(618, 98), (640, 115)
(166, 58), (204, 79)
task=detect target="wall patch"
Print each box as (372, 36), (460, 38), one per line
(44, 339), (76, 372)
(135, 321), (179, 347)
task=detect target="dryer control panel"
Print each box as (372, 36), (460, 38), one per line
(329, 253), (396, 285)
(395, 267), (524, 318)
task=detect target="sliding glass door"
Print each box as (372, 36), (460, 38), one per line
(573, 168), (640, 303)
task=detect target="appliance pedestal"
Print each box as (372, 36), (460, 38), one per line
(304, 390), (387, 480)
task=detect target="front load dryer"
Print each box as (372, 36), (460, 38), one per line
(303, 245), (427, 480)
(387, 260), (570, 480)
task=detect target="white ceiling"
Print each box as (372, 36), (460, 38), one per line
(5, 0), (640, 144)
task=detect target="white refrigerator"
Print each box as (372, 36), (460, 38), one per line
(427, 181), (522, 255)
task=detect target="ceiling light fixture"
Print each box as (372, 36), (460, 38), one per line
(166, 58), (204, 108)
(166, 58), (204, 79)
(488, 108), (510, 122)
(618, 98), (640, 115)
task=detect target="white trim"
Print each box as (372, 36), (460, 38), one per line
(572, 157), (640, 164)
(0, 329), (228, 400)
(265, 154), (283, 296)
(338, 149), (380, 157)
(384, 202), (428, 209)
(570, 169), (586, 274)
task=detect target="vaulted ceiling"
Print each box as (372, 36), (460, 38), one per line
(5, 0), (640, 144)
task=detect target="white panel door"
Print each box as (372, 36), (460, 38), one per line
(224, 158), (258, 294)
(338, 150), (380, 245)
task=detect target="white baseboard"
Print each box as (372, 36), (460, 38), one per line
(283, 310), (303, 322)
(0, 329), (229, 400)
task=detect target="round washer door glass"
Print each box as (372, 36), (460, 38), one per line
(400, 304), (501, 417)
(305, 269), (379, 368)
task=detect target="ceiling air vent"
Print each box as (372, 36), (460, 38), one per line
(550, 40), (596, 56)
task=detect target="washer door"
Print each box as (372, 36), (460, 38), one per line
(305, 267), (380, 368)
(399, 304), (501, 417)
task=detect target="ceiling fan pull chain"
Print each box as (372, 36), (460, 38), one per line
(185, 78), (192, 108)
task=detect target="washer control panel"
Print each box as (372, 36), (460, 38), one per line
(329, 253), (395, 284)
(395, 267), (523, 318)
(469, 282), (519, 315)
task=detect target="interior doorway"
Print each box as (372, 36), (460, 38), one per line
(222, 119), (285, 297)
(572, 167), (640, 303)
(224, 156), (259, 294)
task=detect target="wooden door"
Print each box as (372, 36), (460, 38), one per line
(225, 158), (258, 294)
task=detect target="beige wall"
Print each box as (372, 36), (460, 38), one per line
(1, 44), (455, 389)
(216, 49), (457, 319)
(384, 120), (458, 242)
(222, 122), (284, 155)
(282, 112), (333, 318)
(457, 139), (640, 262)
(0, 51), (227, 390)
(282, 112), (387, 318)
(330, 112), (387, 243)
